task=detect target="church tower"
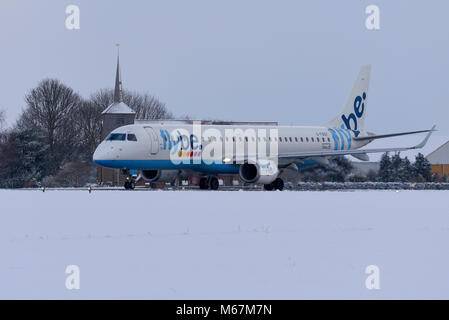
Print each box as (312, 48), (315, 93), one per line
(101, 52), (136, 140)
(98, 48), (136, 186)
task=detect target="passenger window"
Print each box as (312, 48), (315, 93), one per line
(289, 137), (292, 142)
(311, 137), (314, 142)
(279, 137), (282, 142)
(306, 137), (309, 142)
(245, 137), (248, 142)
(295, 137), (298, 142)
(301, 137), (304, 142)
(328, 137), (330, 142)
(127, 133), (137, 141)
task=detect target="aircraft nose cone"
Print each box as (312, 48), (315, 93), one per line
(93, 145), (107, 164)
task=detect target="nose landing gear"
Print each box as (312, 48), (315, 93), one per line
(121, 169), (137, 190)
(124, 177), (135, 190)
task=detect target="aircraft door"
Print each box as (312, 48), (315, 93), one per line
(144, 127), (160, 155)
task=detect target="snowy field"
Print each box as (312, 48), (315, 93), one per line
(1, 189), (448, 299)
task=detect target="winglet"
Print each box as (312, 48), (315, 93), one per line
(411, 125), (436, 149)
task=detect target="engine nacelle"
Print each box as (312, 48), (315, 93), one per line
(239, 160), (279, 184)
(141, 170), (179, 183)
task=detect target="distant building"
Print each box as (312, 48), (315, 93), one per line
(98, 55), (136, 186)
(426, 141), (449, 178)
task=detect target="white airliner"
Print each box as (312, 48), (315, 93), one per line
(93, 65), (434, 190)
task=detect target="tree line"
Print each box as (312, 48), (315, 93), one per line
(300, 152), (440, 183)
(0, 78), (172, 188)
(377, 152), (442, 182)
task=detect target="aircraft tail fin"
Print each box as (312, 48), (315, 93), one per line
(327, 65), (371, 137)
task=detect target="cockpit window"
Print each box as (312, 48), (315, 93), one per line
(127, 133), (137, 141)
(106, 133), (126, 141)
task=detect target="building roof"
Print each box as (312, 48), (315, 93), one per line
(426, 140), (449, 164)
(102, 101), (136, 115)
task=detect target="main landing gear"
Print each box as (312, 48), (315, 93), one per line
(263, 177), (284, 191)
(199, 176), (219, 190)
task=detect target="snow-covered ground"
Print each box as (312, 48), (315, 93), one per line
(1, 189), (448, 299)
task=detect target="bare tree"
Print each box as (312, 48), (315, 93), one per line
(0, 109), (5, 131)
(22, 79), (80, 148)
(90, 88), (172, 120)
(42, 161), (93, 187)
(19, 79), (81, 173)
(89, 88), (115, 110)
(73, 100), (103, 159)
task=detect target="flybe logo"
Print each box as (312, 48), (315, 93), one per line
(341, 92), (366, 137)
(159, 129), (202, 155)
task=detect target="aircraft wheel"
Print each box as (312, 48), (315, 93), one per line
(272, 178), (284, 191)
(263, 183), (274, 191)
(124, 181), (130, 190)
(199, 177), (209, 190)
(209, 177), (219, 190)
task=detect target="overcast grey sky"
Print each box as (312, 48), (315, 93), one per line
(1, 0), (448, 136)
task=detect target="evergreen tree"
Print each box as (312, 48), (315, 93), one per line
(413, 153), (431, 182)
(0, 128), (48, 187)
(399, 156), (412, 182)
(391, 153), (403, 181)
(325, 156), (353, 182)
(378, 152), (392, 182)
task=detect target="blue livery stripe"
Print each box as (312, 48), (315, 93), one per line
(94, 159), (240, 174)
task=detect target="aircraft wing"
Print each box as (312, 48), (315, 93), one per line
(352, 128), (434, 141)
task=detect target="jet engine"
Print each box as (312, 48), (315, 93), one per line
(141, 170), (179, 183)
(239, 159), (279, 184)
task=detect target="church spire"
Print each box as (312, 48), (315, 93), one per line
(113, 44), (121, 103)
(101, 45), (135, 115)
